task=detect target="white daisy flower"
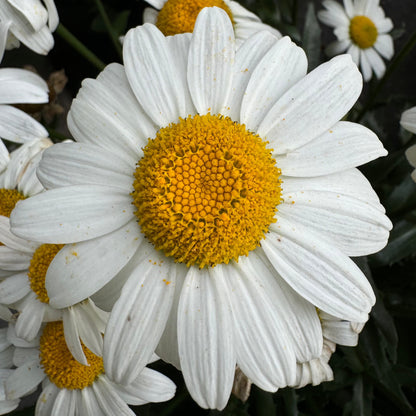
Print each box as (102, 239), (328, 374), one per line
(3, 321), (176, 416)
(318, 0), (394, 82)
(400, 106), (416, 182)
(0, 0), (58, 58)
(0, 143), (110, 367)
(143, 0), (281, 46)
(11, 8), (392, 409)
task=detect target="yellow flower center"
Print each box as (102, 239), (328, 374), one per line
(0, 188), (25, 218)
(155, 0), (234, 36)
(39, 321), (104, 390)
(28, 244), (64, 304)
(132, 113), (282, 268)
(349, 15), (378, 49)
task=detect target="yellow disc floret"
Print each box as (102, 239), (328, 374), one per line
(40, 321), (104, 390)
(28, 244), (64, 304)
(132, 113), (282, 268)
(156, 0), (234, 36)
(0, 188), (25, 218)
(349, 15), (378, 49)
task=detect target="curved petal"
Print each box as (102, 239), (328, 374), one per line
(10, 185), (133, 243)
(7, 0), (48, 31)
(68, 63), (155, 164)
(123, 24), (192, 127)
(258, 55), (362, 154)
(177, 266), (235, 410)
(35, 381), (60, 416)
(187, 7), (235, 116)
(240, 36), (307, 132)
(0, 246), (31, 271)
(262, 217), (375, 322)
(275, 121), (387, 175)
(63, 307), (88, 365)
(0, 216), (38, 254)
(51, 389), (77, 416)
(104, 243), (176, 385)
(46, 218), (142, 308)
(37, 142), (134, 191)
(0, 272), (31, 305)
(15, 293), (45, 341)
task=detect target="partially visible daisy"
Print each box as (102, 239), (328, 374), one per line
(4, 321), (176, 416)
(11, 8), (392, 410)
(0, 0), (58, 58)
(400, 106), (416, 182)
(318, 0), (394, 82)
(143, 0), (281, 45)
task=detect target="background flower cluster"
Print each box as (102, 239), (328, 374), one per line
(1, 0), (416, 415)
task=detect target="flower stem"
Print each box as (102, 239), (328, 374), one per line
(355, 29), (416, 122)
(93, 0), (123, 60)
(55, 23), (106, 71)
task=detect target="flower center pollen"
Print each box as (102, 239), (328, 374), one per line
(349, 15), (378, 49)
(132, 114), (282, 268)
(0, 188), (25, 218)
(156, 0), (234, 36)
(40, 321), (104, 390)
(28, 244), (64, 304)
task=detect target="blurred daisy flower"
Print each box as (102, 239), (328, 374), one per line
(11, 8), (392, 409)
(143, 0), (281, 45)
(400, 106), (416, 182)
(3, 321), (176, 416)
(0, 0), (58, 59)
(318, 0), (394, 82)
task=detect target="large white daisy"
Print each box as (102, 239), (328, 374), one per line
(318, 0), (394, 82)
(11, 8), (392, 409)
(400, 106), (416, 182)
(0, 0), (58, 58)
(3, 321), (175, 416)
(142, 0), (281, 45)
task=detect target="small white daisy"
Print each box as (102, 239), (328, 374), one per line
(318, 0), (394, 82)
(0, 0), (58, 58)
(3, 321), (176, 416)
(143, 0), (281, 45)
(400, 106), (416, 182)
(11, 8), (392, 409)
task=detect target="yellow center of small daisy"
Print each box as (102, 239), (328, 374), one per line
(349, 15), (378, 49)
(156, 0), (234, 36)
(28, 244), (64, 304)
(39, 321), (104, 390)
(132, 113), (282, 268)
(0, 188), (25, 218)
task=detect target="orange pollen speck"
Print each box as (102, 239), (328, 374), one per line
(132, 113), (282, 268)
(349, 15), (378, 49)
(40, 321), (104, 390)
(0, 188), (25, 218)
(28, 244), (64, 304)
(156, 0), (234, 36)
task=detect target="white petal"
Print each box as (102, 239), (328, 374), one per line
(80, 386), (105, 416)
(360, 49), (373, 82)
(0, 21), (12, 63)
(7, 0), (48, 31)
(224, 30), (277, 122)
(318, 0), (350, 26)
(35, 381), (60, 416)
(325, 39), (350, 56)
(46, 218), (142, 308)
(402, 108), (416, 136)
(123, 24), (192, 127)
(322, 319), (359, 346)
(187, 7), (235, 115)
(275, 121), (387, 175)
(5, 359), (44, 400)
(262, 217), (375, 321)
(143, 0), (165, 10)
(241, 36), (307, 132)
(0, 216), (38, 253)
(366, 47), (386, 79)
(0, 68), (48, 104)
(374, 34), (394, 60)
(91, 376), (134, 416)
(0, 105), (48, 143)
(0, 246), (31, 271)
(37, 142), (134, 191)
(142, 7), (158, 24)
(63, 307), (88, 365)
(258, 55), (362, 154)
(233, 20), (281, 47)
(104, 244), (176, 385)
(10, 185), (133, 243)
(0, 272), (31, 304)
(7, 323), (40, 348)
(43, 0), (59, 31)
(15, 293), (45, 341)
(177, 266), (235, 410)
(51, 389), (77, 416)
(115, 367), (176, 405)
(68, 63), (155, 163)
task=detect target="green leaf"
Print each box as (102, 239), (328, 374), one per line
(351, 376), (373, 416)
(302, 2), (322, 70)
(384, 175), (416, 215)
